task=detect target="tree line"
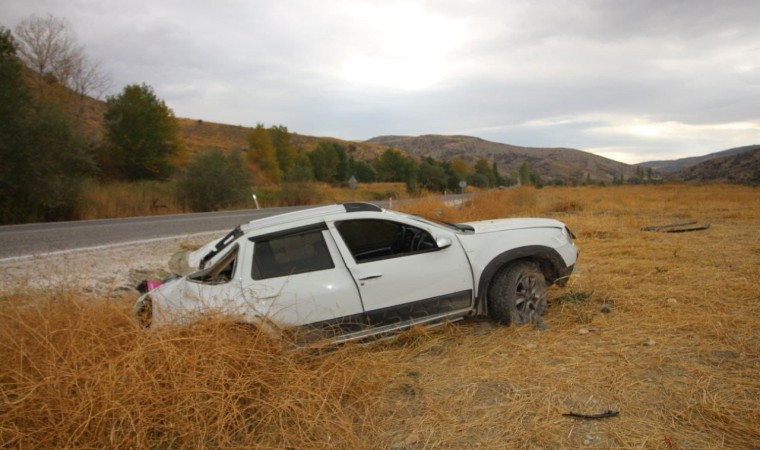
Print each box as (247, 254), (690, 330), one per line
(3, 14), (652, 224)
(1, 15), (518, 223)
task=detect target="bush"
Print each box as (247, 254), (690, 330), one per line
(177, 149), (252, 212)
(279, 182), (325, 206)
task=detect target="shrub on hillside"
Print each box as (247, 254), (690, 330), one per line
(176, 149), (252, 212)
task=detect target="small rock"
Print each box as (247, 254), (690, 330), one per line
(578, 328), (590, 335)
(401, 384), (415, 396)
(666, 298), (678, 305)
(600, 304), (612, 314)
(525, 342), (538, 350)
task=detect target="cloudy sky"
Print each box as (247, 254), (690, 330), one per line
(3, 0), (759, 163)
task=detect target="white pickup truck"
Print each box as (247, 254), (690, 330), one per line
(135, 202), (578, 343)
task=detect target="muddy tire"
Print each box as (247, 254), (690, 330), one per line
(487, 261), (548, 325)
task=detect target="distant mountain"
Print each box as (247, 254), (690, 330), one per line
(366, 135), (636, 183)
(40, 69), (756, 185)
(675, 147), (760, 185)
(639, 145), (760, 173)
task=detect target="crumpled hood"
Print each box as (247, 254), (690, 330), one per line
(460, 217), (564, 233)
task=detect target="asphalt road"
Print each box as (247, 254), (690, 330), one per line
(0, 206), (307, 260)
(0, 196), (465, 261)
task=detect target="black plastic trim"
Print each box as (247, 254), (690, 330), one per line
(366, 289), (473, 326)
(303, 289), (473, 333)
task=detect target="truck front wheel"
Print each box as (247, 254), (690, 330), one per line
(487, 261), (547, 326)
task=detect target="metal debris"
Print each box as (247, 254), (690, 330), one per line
(563, 409), (620, 420)
(641, 221), (710, 233)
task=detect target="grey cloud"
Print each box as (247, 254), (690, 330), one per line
(2, 0), (758, 163)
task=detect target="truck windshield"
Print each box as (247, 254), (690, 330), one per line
(199, 225), (244, 269)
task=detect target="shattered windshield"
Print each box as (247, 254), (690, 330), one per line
(189, 245), (239, 284)
(199, 225), (244, 269)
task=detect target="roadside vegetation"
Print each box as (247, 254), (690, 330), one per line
(1, 16), (667, 226)
(2, 184), (758, 448)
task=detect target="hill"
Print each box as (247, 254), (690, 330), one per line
(173, 120), (391, 163)
(638, 145), (760, 173)
(366, 134), (636, 183)
(21, 66), (108, 142)
(46, 73), (756, 186)
(674, 147), (760, 185)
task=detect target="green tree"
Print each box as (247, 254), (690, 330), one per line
(268, 125), (297, 176)
(468, 173), (490, 188)
(307, 141), (350, 183)
(473, 159), (495, 187)
(530, 171), (543, 188)
(1, 27), (33, 222)
(283, 153), (315, 183)
(308, 141), (340, 182)
(437, 160), (461, 191)
(280, 152), (320, 205)
(518, 162), (531, 185)
(177, 149), (252, 212)
(492, 162), (506, 186)
(373, 148), (416, 182)
(0, 27), (26, 145)
(635, 166), (645, 183)
(418, 159), (448, 192)
(247, 123), (281, 182)
(103, 83), (180, 180)
(348, 157), (376, 183)
(334, 143), (349, 182)
(0, 28), (94, 223)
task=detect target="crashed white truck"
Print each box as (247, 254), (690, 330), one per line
(134, 202), (579, 343)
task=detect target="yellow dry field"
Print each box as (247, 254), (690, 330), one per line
(1, 184), (758, 448)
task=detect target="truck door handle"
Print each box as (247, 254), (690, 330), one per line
(358, 273), (383, 281)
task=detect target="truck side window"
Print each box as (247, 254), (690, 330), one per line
(336, 219), (435, 263)
(251, 230), (334, 280)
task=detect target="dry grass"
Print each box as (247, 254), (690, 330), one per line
(0, 294), (379, 448)
(2, 184), (759, 448)
(78, 180), (184, 219)
(77, 181), (409, 219)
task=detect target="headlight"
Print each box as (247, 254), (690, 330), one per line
(564, 226), (576, 243)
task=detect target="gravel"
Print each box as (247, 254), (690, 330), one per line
(0, 234), (214, 296)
